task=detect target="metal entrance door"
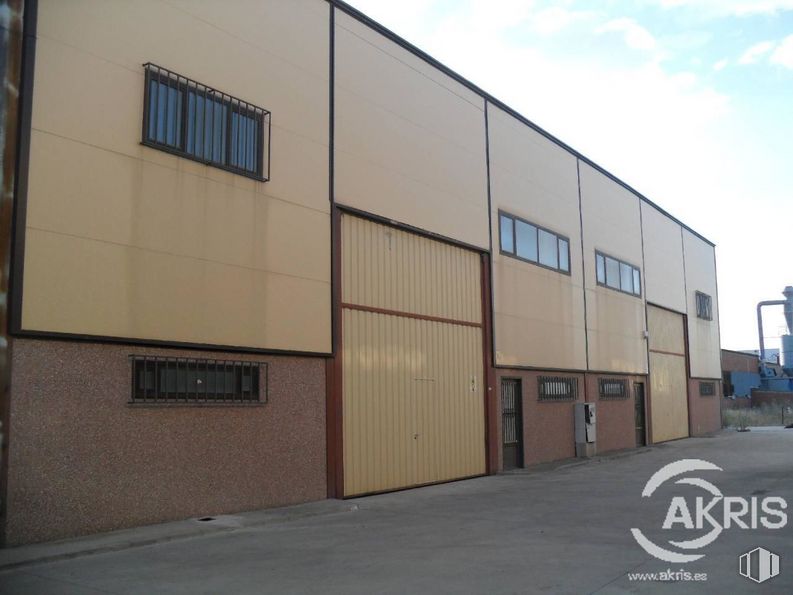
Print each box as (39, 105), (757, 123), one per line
(501, 379), (523, 469)
(634, 382), (646, 447)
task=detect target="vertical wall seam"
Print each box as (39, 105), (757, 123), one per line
(576, 159), (590, 373)
(8, 0), (37, 335)
(483, 99), (496, 367)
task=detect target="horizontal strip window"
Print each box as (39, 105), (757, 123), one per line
(595, 251), (641, 297)
(599, 378), (628, 400)
(538, 376), (578, 401)
(142, 63), (271, 181)
(699, 381), (716, 396)
(499, 212), (570, 275)
(131, 356), (264, 404)
(696, 291), (713, 321)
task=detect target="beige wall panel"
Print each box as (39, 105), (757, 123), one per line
(334, 12), (488, 249)
(26, 0), (331, 351)
(579, 163), (646, 373)
(586, 291), (647, 373)
(683, 231), (721, 378)
(27, 132), (330, 284)
(641, 203), (686, 313)
(487, 104), (586, 369)
(36, 0), (328, 141)
(493, 264), (586, 369)
(649, 352), (690, 442)
(22, 229), (330, 352)
(341, 215), (481, 324)
(33, 26), (329, 217)
(342, 310), (485, 496)
(647, 304), (685, 355)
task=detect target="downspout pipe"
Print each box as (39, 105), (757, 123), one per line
(757, 300), (786, 363)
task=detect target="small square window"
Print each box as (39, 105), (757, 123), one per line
(696, 291), (713, 321)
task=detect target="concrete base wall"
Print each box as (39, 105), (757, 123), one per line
(6, 339), (327, 546)
(687, 379), (722, 436)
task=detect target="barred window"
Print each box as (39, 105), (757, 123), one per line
(538, 376), (578, 401)
(696, 291), (713, 321)
(143, 63), (271, 181)
(131, 356), (264, 404)
(699, 381), (716, 396)
(599, 378), (628, 400)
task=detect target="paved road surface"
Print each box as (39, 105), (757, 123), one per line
(1, 429), (791, 594)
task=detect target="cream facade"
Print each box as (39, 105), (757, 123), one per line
(22, 0), (331, 352)
(334, 11), (489, 250)
(683, 229), (721, 379)
(488, 103), (587, 371)
(579, 162), (647, 374)
(2, 0), (723, 545)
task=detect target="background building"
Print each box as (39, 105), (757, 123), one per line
(0, 0), (722, 545)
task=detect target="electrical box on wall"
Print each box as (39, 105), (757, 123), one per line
(574, 402), (596, 457)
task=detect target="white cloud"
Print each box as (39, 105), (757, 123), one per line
(738, 40), (775, 64)
(770, 34), (793, 68)
(713, 58), (728, 70)
(597, 17), (657, 51)
(530, 7), (591, 36)
(658, 0), (793, 17)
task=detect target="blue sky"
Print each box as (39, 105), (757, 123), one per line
(347, 0), (793, 352)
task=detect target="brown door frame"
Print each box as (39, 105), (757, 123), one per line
(633, 381), (647, 447)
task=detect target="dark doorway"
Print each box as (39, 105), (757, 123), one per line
(501, 379), (523, 469)
(634, 382), (646, 447)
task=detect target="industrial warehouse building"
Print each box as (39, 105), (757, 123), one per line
(0, 0), (722, 545)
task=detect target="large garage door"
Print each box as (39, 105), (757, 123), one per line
(647, 305), (689, 442)
(341, 215), (486, 496)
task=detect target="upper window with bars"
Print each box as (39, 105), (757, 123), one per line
(695, 291), (713, 321)
(499, 212), (571, 275)
(595, 251), (641, 297)
(142, 64), (271, 181)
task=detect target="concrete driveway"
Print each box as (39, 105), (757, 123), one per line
(1, 429), (791, 594)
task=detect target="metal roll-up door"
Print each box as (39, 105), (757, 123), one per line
(647, 305), (689, 442)
(341, 214), (486, 496)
